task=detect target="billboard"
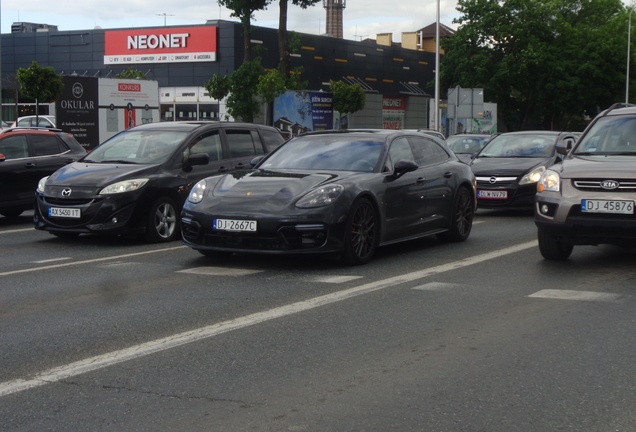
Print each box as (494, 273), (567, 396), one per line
(104, 26), (217, 65)
(382, 96), (406, 129)
(57, 76), (160, 150)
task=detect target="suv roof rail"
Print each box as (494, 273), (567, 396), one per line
(602, 103), (636, 116)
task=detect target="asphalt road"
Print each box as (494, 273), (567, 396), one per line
(1, 209), (636, 432)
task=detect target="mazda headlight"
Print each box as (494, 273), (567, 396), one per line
(37, 176), (49, 193)
(99, 179), (149, 195)
(537, 170), (560, 192)
(188, 179), (207, 204)
(296, 184), (344, 208)
(519, 166), (546, 185)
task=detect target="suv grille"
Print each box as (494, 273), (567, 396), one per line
(573, 179), (636, 192)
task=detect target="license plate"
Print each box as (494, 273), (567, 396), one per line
(213, 219), (257, 232)
(477, 190), (507, 199)
(48, 207), (81, 218)
(581, 199), (634, 214)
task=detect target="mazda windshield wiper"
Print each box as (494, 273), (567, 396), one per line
(99, 159), (138, 164)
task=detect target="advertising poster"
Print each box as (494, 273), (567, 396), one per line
(56, 76), (100, 149)
(382, 96), (406, 129)
(273, 91), (334, 138)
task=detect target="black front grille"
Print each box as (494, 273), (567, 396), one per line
(201, 232), (286, 250)
(44, 197), (95, 206)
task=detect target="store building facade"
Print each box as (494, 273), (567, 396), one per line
(1, 20), (437, 128)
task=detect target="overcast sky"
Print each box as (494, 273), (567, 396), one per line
(1, 0), (462, 41)
(1, 0), (633, 41)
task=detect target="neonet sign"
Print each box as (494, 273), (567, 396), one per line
(104, 26), (217, 65)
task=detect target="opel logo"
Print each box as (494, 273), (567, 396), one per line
(600, 180), (620, 190)
(489, 176), (497, 184)
(61, 188), (72, 197)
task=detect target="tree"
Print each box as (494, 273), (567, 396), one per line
(116, 67), (148, 79)
(205, 58), (265, 122)
(329, 80), (366, 129)
(277, 0), (321, 78)
(16, 61), (64, 124)
(440, 0), (627, 130)
(218, 0), (271, 63)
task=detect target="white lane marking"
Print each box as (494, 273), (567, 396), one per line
(31, 257), (73, 264)
(0, 240), (537, 398)
(528, 289), (625, 303)
(0, 246), (188, 278)
(473, 220), (485, 225)
(177, 267), (263, 276)
(309, 276), (363, 283)
(412, 282), (463, 291)
(0, 228), (34, 235)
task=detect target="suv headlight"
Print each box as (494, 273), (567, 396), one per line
(519, 166), (546, 185)
(296, 184), (344, 208)
(99, 179), (149, 195)
(537, 170), (560, 192)
(188, 179), (207, 204)
(37, 176), (49, 193)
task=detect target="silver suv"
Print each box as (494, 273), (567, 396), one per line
(535, 103), (636, 259)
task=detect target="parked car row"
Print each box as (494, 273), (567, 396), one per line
(3, 107), (634, 264)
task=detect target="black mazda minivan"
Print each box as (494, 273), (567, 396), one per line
(33, 121), (285, 242)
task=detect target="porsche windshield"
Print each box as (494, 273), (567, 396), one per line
(574, 116), (636, 155)
(479, 134), (556, 158)
(84, 130), (189, 164)
(260, 135), (384, 172)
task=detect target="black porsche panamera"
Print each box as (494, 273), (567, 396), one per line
(181, 129), (477, 265)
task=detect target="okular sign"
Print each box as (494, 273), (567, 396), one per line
(104, 26), (217, 65)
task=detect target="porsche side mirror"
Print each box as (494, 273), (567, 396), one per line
(250, 155), (265, 167)
(0, 153), (5, 162)
(393, 160), (418, 176)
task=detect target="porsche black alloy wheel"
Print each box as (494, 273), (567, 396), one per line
(145, 196), (180, 243)
(438, 186), (474, 242)
(342, 198), (378, 265)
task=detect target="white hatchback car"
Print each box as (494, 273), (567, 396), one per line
(10, 115), (56, 128)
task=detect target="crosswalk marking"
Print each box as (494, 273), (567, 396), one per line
(177, 267), (263, 276)
(528, 289), (625, 303)
(412, 282), (463, 291)
(309, 275), (363, 283)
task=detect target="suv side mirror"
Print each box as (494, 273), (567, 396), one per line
(556, 139), (573, 155)
(186, 152), (210, 166)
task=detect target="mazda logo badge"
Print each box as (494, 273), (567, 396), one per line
(61, 188), (72, 197)
(600, 180), (619, 190)
(489, 176), (497, 184)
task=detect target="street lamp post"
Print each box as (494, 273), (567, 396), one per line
(156, 13), (174, 27)
(627, 5), (634, 104)
(434, 0), (440, 132)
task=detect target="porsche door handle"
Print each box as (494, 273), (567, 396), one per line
(444, 172), (453, 178)
(416, 177), (425, 184)
(24, 163), (36, 168)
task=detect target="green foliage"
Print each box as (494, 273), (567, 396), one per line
(116, 67), (148, 79)
(204, 74), (231, 101)
(218, 0), (271, 62)
(16, 61), (63, 104)
(329, 80), (366, 128)
(440, 0), (627, 130)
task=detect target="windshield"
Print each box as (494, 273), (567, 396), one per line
(479, 134), (556, 158)
(574, 116), (636, 155)
(259, 135), (384, 172)
(84, 130), (189, 164)
(447, 136), (490, 154)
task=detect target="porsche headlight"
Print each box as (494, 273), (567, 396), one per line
(519, 166), (546, 185)
(37, 176), (49, 193)
(537, 170), (560, 192)
(296, 184), (344, 208)
(188, 179), (207, 204)
(99, 179), (149, 195)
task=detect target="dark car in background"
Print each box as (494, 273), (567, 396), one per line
(470, 131), (577, 209)
(536, 104), (636, 259)
(446, 133), (493, 163)
(34, 121), (285, 242)
(181, 129), (476, 265)
(0, 128), (86, 218)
